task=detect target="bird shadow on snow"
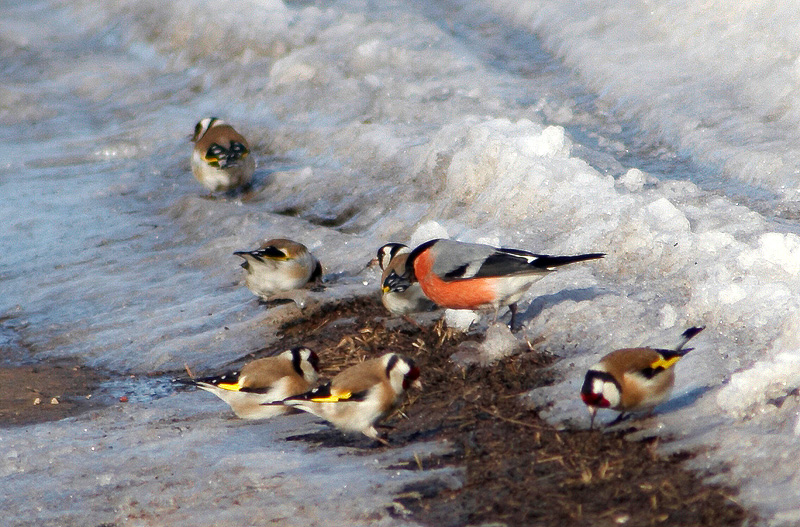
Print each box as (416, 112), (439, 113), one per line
(284, 426), (382, 449)
(600, 386), (714, 433)
(515, 287), (608, 328)
(657, 385), (714, 414)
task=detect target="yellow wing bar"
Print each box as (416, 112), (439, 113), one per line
(310, 391), (352, 403)
(214, 380), (243, 391)
(649, 355), (682, 371)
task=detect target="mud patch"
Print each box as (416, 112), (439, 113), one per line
(0, 362), (108, 427)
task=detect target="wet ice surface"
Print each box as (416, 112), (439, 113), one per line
(0, 392), (452, 527)
(3, 0), (800, 523)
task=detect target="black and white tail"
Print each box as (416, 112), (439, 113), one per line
(676, 326), (705, 351)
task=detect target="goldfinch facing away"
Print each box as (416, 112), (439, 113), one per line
(234, 238), (322, 301)
(400, 239), (604, 329)
(181, 347), (320, 419)
(377, 243), (437, 316)
(191, 117), (255, 192)
(581, 326), (705, 428)
(272, 353), (421, 445)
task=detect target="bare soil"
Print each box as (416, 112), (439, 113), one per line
(265, 296), (753, 527)
(0, 362), (107, 426)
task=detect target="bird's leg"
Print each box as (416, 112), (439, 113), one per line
(588, 407), (597, 430)
(376, 423), (397, 431)
(365, 426), (390, 446)
(401, 315), (424, 329)
(508, 303), (518, 331)
(608, 412), (629, 426)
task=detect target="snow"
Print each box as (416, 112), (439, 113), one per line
(0, 392), (453, 527)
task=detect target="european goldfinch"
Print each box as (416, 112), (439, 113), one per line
(399, 239), (604, 329)
(377, 243), (437, 315)
(190, 117), (255, 192)
(234, 238), (323, 301)
(181, 347), (320, 419)
(272, 353), (421, 445)
(581, 326), (705, 428)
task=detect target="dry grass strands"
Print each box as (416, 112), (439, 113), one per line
(251, 296), (752, 527)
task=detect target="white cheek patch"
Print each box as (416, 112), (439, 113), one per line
(601, 381), (621, 408)
(300, 361), (316, 381)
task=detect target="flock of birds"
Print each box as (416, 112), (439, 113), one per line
(180, 117), (705, 445)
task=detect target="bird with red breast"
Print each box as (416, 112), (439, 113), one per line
(384, 238), (604, 329)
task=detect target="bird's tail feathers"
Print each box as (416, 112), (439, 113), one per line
(263, 383), (332, 407)
(676, 326), (705, 351)
(532, 253), (605, 271)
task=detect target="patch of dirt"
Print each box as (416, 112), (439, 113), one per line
(0, 362), (108, 427)
(248, 295), (753, 527)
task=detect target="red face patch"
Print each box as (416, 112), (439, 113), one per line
(581, 391), (609, 408)
(403, 366), (421, 390)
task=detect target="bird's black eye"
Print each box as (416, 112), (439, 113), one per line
(255, 246), (288, 259)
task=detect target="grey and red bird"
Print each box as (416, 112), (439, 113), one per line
(385, 238), (604, 329)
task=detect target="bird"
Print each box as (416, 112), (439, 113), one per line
(178, 347), (321, 419)
(234, 238), (323, 301)
(190, 117), (255, 192)
(376, 243), (437, 316)
(394, 238), (604, 329)
(269, 353), (421, 445)
(580, 326), (705, 428)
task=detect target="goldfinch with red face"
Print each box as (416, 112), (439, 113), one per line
(394, 239), (603, 329)
(234, 238), (323, 301)
(272, 353), (421, 445)
(190, 117), (255, 192)
(181, 347), (320, 419)
(377, 243), (437, 316)
(581, 326), (704, 428)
